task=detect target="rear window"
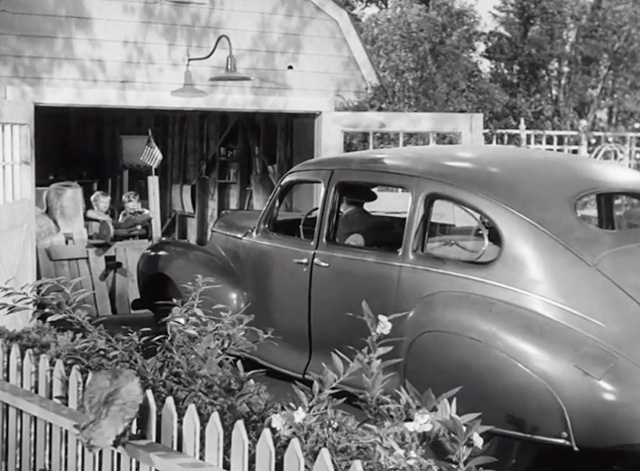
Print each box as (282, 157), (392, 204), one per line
(576, 193), (640, 230)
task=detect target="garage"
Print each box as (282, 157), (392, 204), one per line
(0, 0), (483, 318)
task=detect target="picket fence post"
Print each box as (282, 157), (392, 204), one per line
(7, 344), (20, 471)
(51, 359), (66, 471)
(313, 448), (334, 471)
(255, 428), (275, 471)
(21, 349), (36, 471)
(67, 365), (82, 471)
(182, 403), (200, 459)
(230, 420), (249, 471)
(204, 411), (224, 468)
(139, 389), (157, 471)
(283, 437), (304, 471)
(36, 354), (51, 471)
(161, 396), (178, 450)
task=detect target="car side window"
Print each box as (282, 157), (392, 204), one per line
(327, 181), (410, 253)
(264, 180), (324, 240)
(420, 198), (501, 263)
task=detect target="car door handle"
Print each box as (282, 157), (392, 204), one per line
(313, 258), (330, 268)
(293, 258), (309, 265)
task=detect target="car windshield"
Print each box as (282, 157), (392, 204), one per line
(576, 192), (640, 230)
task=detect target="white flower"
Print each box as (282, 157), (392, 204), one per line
(404, 410), (433, 433)
(270, 413), (285, 431)
(375, 315), (392, 335)
(472, 432), (484, 449)
(293, 407), (306, 424)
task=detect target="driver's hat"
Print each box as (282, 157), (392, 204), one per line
(340, 183), (378, 204)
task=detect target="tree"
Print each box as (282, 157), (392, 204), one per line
(485, 0), (640, 130)
(345, 0), (503, 115)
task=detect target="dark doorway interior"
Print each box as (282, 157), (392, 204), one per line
(35, 106), (316, 242)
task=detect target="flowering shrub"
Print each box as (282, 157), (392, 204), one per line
(0, 276), (496, 471)
(267, 303), (496, 471)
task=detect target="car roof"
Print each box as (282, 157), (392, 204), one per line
(293, 145), (640, 261)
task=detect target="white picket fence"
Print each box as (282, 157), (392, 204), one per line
(484, 120), (640, 168)
(0, 340), (361, 471)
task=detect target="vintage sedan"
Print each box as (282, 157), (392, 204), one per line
(135, 145), (640, 465)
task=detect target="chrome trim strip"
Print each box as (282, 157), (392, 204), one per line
(489, 428), (575, 449)
(211, 229), (243, 239)
(250, 238), (603, 327)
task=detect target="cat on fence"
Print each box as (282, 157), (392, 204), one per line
(75, 368), (145, 453)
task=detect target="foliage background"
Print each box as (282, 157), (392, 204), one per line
(334, 0), (640, 131)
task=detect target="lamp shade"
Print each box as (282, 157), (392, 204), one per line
(170, 69), (208, 97)
(209, 55), (253, 82)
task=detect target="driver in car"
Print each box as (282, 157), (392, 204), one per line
(335, 184), (379, 246)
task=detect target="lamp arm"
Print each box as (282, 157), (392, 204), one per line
(187, 34), (233, 64)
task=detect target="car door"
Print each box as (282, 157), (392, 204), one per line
(245, 170), (330, 377)
(306, 170), (417, 384)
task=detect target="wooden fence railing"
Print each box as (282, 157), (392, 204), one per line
(0, 341), (362, 471)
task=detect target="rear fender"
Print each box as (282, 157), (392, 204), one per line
(136, 239), (248, 317)
(401, 292), (579, 448)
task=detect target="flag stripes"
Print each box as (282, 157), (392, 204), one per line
(140, 133), (164, 169)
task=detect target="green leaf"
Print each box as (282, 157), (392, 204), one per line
(459, 412), (482, 424)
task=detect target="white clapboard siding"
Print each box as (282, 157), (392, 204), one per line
(0, 0), (373, 109)
(0, 341), (375, 471)
(1, 0), (342, 40)
(0, 58), (358, 93)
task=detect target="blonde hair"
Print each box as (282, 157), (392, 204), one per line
(90, 191), (111, 208)
(122, 191), (141, 204)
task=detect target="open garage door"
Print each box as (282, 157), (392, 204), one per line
(315, 111), (484, 157)
(0, 100), (35, 288)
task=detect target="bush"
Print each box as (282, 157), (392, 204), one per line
(0, 276), (495, 471)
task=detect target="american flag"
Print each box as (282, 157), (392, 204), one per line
(140, 132), (164, 169)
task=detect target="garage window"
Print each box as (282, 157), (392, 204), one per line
(0, 124), (29, 204)
(420, 198), (501, 263)
(576, 192), (640, 230)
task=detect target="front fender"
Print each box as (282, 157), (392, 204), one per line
(401, 292), (585, 448)
(136, 238), (248, 316)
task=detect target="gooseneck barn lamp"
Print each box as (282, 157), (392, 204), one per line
(171, 34), (253, 98)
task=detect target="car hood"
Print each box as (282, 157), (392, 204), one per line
(212, 210), (262, 238)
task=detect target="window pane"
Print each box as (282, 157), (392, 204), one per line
(268, 181), (323, 239)
(329, 181), (410, 253)
(423, 199), (501, 263)
(576, 192), (640, 230)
